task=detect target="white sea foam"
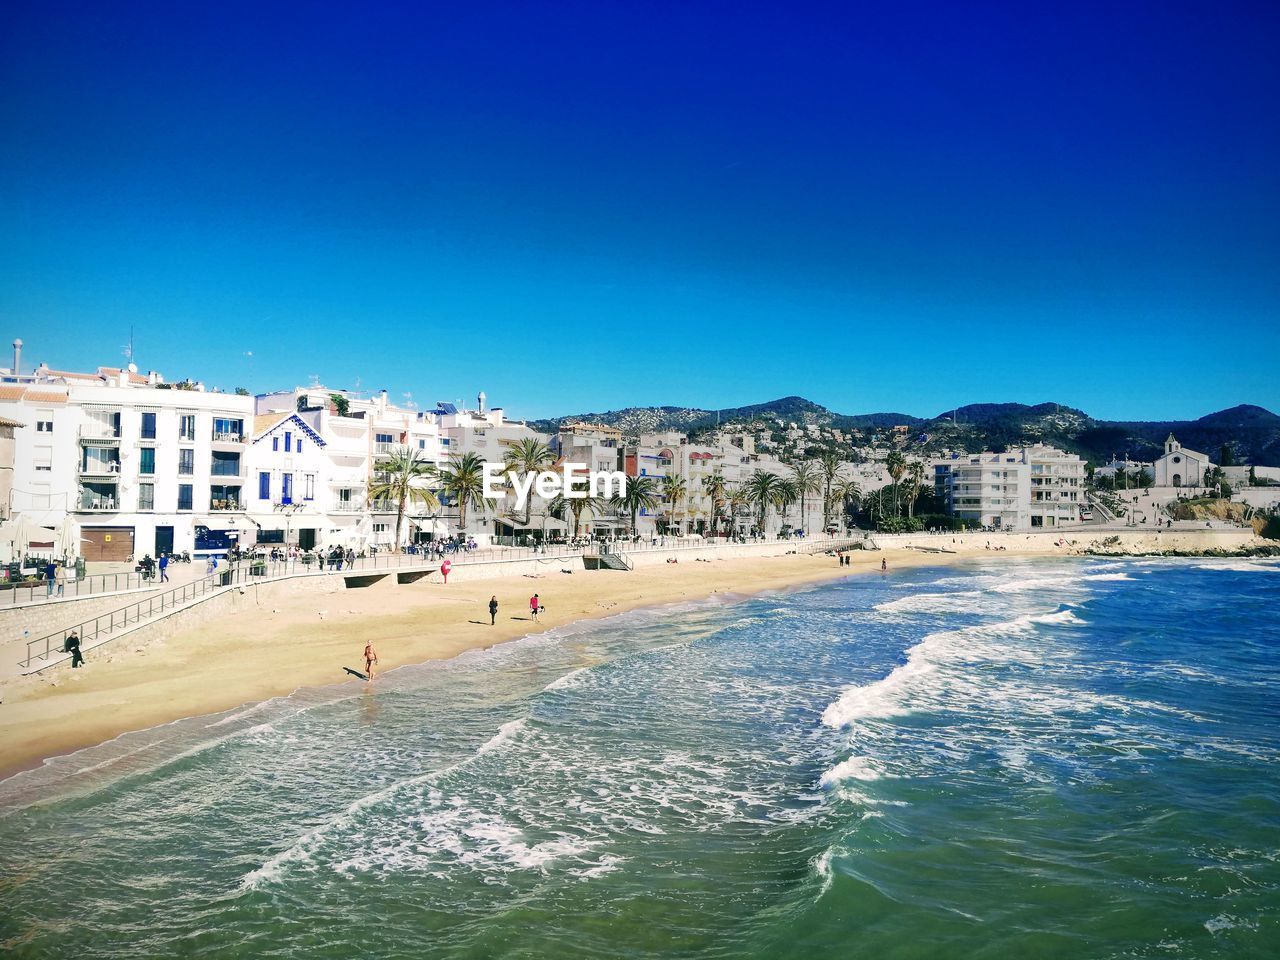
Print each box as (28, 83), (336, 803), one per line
(240, 717), (529, 890)
(874, 591), (986, 615)
(819, 756), (883, 786)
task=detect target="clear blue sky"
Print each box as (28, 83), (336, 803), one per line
(2, 1), (1277, 421)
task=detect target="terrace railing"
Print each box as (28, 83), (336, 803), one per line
(2, 570), (143, 607)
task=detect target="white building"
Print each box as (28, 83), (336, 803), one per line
(1, 365), (254, 560)
(935, 445), (1087, 530)
(1152, 434), (1212, 489)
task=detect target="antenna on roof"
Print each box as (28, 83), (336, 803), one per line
(123, 325), (134, 365)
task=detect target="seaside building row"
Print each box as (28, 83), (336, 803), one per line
(0, 346), (1092, 560)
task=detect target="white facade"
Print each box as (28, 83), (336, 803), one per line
(935, 444), (1086, 530)
(1, 368), (254, 559)
(1152, 434), (1212, 488)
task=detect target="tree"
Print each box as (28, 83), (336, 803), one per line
(905, 460), (926, 520)
(437, 452), (489, 536)
(702, 471), (729, 537)
(1219, 444), (1234, 468)
(834, 478), (861, 529)
(885, 450), (907, 517)
(234, 387), (250, 396)
(501, 437), (556, 525)
(549, 492), (606, 538)
(367, 448), (440, 549)
(791, 461), (822, 533)
(745, 470), (782, 534)
(612, 475), (661, 536)
(1249, 465), (1257, 486)
(819, 451), (843, 528)
(329, 393), (350, 417)
(660, 474), (688, 534)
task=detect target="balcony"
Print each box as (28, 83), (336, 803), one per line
(210, 498), (245, 512)
(210, 457), (246, 478)
(79, 459), (122, 478)
(374, 442), (396, 456)
(333, 501), (365, 512)
(78, 424), (121, 442)
(211, 431), (246, 445)
(77, 493), (119, 511)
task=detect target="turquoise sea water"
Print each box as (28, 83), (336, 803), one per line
(1, 557), (1277, 959)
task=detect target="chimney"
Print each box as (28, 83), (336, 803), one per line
(477, 390), (486, 414)
(11, 339), (21, 376)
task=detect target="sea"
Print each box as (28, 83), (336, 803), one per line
(1, 556), (1277, 959)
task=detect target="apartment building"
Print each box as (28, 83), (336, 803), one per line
(0, 365), (254, 559)
(934, 445), (1086, 530)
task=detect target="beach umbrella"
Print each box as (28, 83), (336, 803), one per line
(55, 517), (82, 563)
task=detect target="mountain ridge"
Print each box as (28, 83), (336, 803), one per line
(528, 399), (1280, 466)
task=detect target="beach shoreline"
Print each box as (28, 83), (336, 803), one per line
(0, 547), (999, 780)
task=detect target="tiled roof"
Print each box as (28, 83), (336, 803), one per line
(253, 412), (292, 437)
(0, 415), (25, 428)
(0, 385), (69, 403)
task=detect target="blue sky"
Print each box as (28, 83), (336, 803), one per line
(2, 1), (1277, 421)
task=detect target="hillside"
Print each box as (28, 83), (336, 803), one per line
(531, 398), (1280, 467)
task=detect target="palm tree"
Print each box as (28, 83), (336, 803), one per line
(791, 461), (822, 534)
(549, 492), (606, 538)
(835, 477), (861, 529)
(774, 477), (799, 530)
(437, 451), (489, 536)
(905, 460), (925, 520)
(367, 447), (440, 549)
(612, 475), (661, 536)
(702, 471), (729, 537)
(819, 451), (843, 529)
(660, 474), (687, 534)
(501, 437), (556, 525)
(727, 484), (749, 536)
(885, 450), (907, 517)
(745, 470), (781, 535)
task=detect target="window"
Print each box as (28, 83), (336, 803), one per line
(139, 447), (156, 475)
(419, 439), (426, 449)
(304, 474), (315, 500)
(373, 522), (388, 534)
(179, 414), (196, 441)
(34, 446), (53, 472)
(297, 439), (303, 454)
(179, 448), (194, 475)
(281, 473), (293, 504)
(138, 483), (155, 511)
(140, 412), (156, 440)
(259, 471), (271, 500)
(36, 420), (54, 432)
(178, 484), (193, 511)
(212, 417), (243, 441)
(211, 451), (241, 476)
(284, 431), (292, 453)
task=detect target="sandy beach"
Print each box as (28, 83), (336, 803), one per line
(0, 547), (974, 778)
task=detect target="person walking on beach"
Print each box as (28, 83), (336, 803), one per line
(489, 595), (499, 625)
(530, 593), (541, 621)
(881, 558), (888, 572)
(64, 631), (84, 668)
(363, 640), (378, 681)
(159, 553), (170, 583)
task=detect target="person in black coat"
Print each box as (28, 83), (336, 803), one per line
(63, 631), (84, 668)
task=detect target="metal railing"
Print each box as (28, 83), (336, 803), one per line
(20, 572), (224, 668)
(2, 570), (144, 607)
(17, 533), (865, 670)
